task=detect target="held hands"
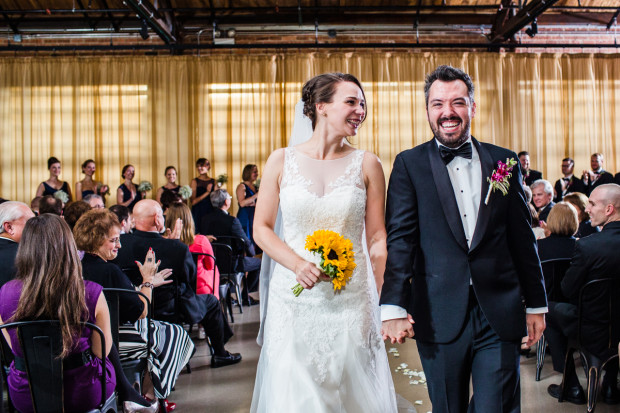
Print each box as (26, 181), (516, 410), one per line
(294, 259), (330, 290)
(381, 314), (415, 344)
(525, 313), (546, 347)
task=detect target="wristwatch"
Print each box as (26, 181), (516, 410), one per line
(139, 282), (154, 289)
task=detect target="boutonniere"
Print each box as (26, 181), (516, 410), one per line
(484, 158), (518, 205)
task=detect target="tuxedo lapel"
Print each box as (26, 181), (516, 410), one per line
(469, 138), (494, 252)
(428, 140), (468, 251)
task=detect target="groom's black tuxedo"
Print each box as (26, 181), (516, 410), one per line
(381, 137), (547, 344)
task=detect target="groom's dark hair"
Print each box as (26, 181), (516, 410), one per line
(424, 65), (475, 107)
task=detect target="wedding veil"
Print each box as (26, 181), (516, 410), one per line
(257, 100), (313, 345)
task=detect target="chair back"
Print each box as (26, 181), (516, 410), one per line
(540, 258), (571, 302)
(0, 320), (111, 413)
(191, 252), (217, 293)
(213, 236), (245, 273)
(102, 288), (152, 350)
(577, 277), (620, 354)
(211, 243), (235, 276)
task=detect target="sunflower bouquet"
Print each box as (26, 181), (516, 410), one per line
(292, 229), (356, 297)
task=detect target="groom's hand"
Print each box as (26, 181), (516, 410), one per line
(525, 313), (546, 347)
(381, 314), (415, 344)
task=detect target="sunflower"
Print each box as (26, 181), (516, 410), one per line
(292, 229), (356, 296)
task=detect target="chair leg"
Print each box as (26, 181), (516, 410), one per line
(234, 283), (243, 314)
(536, 335), (546, 381)
(586, 366), (599, 413)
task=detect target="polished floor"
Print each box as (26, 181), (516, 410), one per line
(171, 303), (616, 413)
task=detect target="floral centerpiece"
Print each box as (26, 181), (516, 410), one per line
(137, 181), (152, 192)
(53, 190), (69, 204)
(178, 185), (193, 200)
(292, 229), (356, 297)
(484, 158), (518, 205)
(216, 174), (228, 188)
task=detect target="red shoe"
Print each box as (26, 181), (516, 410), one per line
(163, 399), (176, 412)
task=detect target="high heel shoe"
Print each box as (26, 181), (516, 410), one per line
(123, 400), (159, 413)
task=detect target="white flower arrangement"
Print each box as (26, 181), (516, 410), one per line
(216, 174), (228, 188)
(137, 181), (152, 192)
(53, 190), (69, 204)
(178, 185), (193, 200)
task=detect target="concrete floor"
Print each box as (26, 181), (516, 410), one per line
(172, 303), (618, 413)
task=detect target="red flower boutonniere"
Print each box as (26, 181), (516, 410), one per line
(484, 158), (518, 205)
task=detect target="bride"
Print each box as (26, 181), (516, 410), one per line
(251, 73), (398, 412)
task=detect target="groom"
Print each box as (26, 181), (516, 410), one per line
(380, 65), (548, 413)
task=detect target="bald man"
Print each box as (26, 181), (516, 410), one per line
(112, 200), (241, 368)
(546, 184), (620, 405)
(0, 201), (35, 287)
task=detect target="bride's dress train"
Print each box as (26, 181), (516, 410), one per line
(251, 148), (399, 413)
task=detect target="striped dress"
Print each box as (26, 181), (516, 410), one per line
(81, 253), (194, 399)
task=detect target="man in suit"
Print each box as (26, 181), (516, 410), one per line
(582, 153), (614, 195)
(545, 183), (620, 404)
(0, 201), (35, 287)
(554, 157), (586, 203)
(201, 189), (260, 306)
(518, 151), (543, 186)
(381, 65), (547, 413)
(112, 199), (241, 368)
(531, 179), (555, 222)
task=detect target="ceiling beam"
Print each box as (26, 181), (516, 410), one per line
(488, 0), (561, 43)
(124, 0), (176, 44)
(607, 7), (620, 30)
(0, 6), (20, 34)
(489, 0), (515, 41)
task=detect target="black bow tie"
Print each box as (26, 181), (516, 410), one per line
(562, 177), (570, 182)
(439, 142), (472, 165)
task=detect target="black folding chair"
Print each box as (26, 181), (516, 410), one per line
(0, 320), (117, 413)
(211, 241), (245, 315)
(536, 257), (572, 381)
(558, 278), (620, 412)
(191, 252), (233, 323)
(102, 288), (151, 393)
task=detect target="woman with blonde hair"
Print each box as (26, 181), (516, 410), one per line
(0, 214), (115, 412)
(563, 192), (600, 238)
(164, 202), (220, 298)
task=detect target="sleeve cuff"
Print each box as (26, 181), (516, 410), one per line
(381, 304), (408, 321)
(526, 306), (548, 314)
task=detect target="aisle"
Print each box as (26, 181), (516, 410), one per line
(172, 304), (617, 413)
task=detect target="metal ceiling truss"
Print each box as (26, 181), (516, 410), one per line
(488, 0), (561, 42)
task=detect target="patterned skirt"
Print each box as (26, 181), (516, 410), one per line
(119, 318), (194, 399)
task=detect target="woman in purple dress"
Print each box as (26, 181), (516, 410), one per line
(0, 214), (116, 413)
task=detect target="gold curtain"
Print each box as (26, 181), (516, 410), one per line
(1, 52), (619, 209)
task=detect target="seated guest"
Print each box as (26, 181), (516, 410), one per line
(63, 201), (91, 230)
(524, 187), (545, 240)
(111, 199), (241, 368)
(109, 204), (133, 234)
(531, 179), (555, 222)
(546, 184), (620, 405)
(160, 189), (183, 215)
(83, 193), (105, 209)
(74, 209), (193, 408)
(29, 196), (41, 215)
(0, 214), (115, 412)
(519, 151), (543, 186)
(38, 195), (63, 216)
(554, 158), (586, 203)
(165, 203), (220, 298)
(537, 202), (579, 300)
(581, 153), (614, 195)
(563, 192), (600, 238)
(0, 202), (35, 288)
(201, 189), (261, 306)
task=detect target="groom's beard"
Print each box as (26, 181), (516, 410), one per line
(431, 116), (471, 149)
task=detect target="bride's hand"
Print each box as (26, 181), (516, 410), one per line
(294, 259), (324, 290)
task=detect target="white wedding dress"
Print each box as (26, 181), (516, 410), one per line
(251, 147), (398, 413)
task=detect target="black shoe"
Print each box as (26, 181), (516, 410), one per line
(242, 297), (259, 306)
(602, 384), (620, 405)
(211, 351), (242, 368)
(547, 383), (586, 405)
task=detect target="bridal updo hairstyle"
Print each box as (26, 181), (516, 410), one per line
(301, 73), (366, 129)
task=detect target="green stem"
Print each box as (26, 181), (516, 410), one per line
(291, 283), (304, 297)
